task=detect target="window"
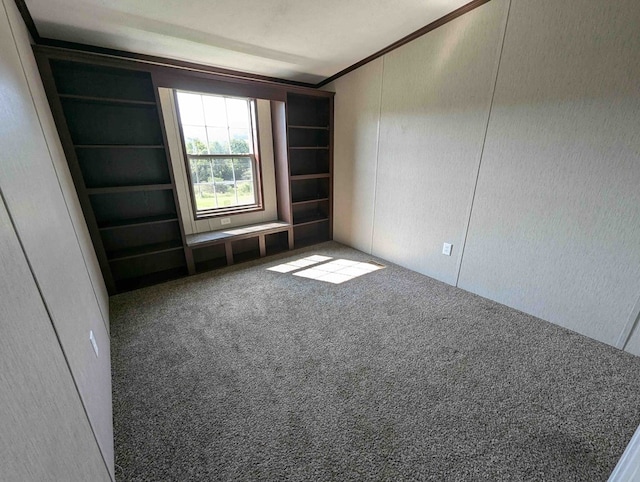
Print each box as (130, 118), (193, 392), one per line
(175, 91), (262, 218)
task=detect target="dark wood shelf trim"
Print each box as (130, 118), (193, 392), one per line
(186, 221), (291, 249)
(294, 236), (329, 249)
(293, 216), (330, 227)
(107, 240), (183, 261)
(290, 173), (331, 181)
(74, 144), (165, 149)
(86, 184), (173, 195)
(289, 146), (329, 150)
(288, 125), (329, 130)
(98, 214), (179, 231)
(292, 197), (330, 206)
(58, 93), (157, 106)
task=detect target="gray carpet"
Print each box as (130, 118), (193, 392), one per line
(110, 241), (640, 481)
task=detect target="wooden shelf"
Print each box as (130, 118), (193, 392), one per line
(289, 146), (329, 150)
(293, 221), (330, 248)
(42, 56), (187, 294)
(98, 214), (178, 231)
(75, 145), (164, 149)
(58, 94), (157, 106)
(115, 267), (188, 292)
(272, 92), (333, 249)
(290, 173), (330, 181)
(87, 184), (173, 195)
(107, 240), (183, 261)
(288, 125), (329, 130)
(294, 215), (330, 227)
(294, 235), (328, 249)
(195, 258), (227, 274)
(292, 197), (329, 206)
(78, 147), (171, 187)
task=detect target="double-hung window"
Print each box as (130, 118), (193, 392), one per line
(175, 91), (262, 218)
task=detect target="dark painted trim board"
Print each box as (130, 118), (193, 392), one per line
(317, 0), (492, 87)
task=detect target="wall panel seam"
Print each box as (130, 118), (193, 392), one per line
(0, 186), (113, 482)
(0, 2), (113, 479)
(455, 0), (512, 287)
(369, 57), (385, 254)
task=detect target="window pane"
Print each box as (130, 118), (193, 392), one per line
(235, 180), (255, 206)
(202, 95), (227, 127)
(190, 158), (215, 211)
(176, 92), (205, 126)
(213, 158), (234, 182)
(212, 159), (234, 207)
(183, 126), (208, 154)
(233, 157), (253, 181)
(207, 127), (230, 154)
(229, 129), (251, 154)
(177, 90), (260, 216)
(225, 98), (250, 128)
(188, 156), (256, 212)
(234, 157), (255, 206)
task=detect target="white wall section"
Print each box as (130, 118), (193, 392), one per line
(330, 58), (383, 253)
(0, 0), (113, 477)
(331, 0), (640, 353)
(457, 0), (640, 347)
(372, 0), (508, 285)
(6, 0), (109, 328)
(0, 197), (110, 482)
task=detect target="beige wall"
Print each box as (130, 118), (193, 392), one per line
(332, 58), (383, 253)
(329, 0), (640, 354)
(0, 198), (110, 482)
(159, 89), (278, 234)
(0, 0), (113, 478)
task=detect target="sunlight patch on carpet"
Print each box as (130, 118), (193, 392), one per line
(292, 259), (384, 284)
(267, 255), (333, 273)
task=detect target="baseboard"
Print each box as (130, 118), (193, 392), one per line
(609, 425), (640, 481)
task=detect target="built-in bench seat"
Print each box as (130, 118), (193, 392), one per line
(184, 221), (292, 274)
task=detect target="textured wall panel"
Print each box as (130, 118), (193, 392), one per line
(458, 0), (640, 345)
(0, 0), (113, 474)
(0, 196), (110, 481)
(328, 58), (383, 253)
(160, 90), (278, 234)
(4, 0), (109, 328)
(371, 0), (509, 285)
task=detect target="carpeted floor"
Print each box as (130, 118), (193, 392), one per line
(110, 241), (640, 481)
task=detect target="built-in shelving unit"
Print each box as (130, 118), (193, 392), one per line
(35, 46), (334, 292)
(272, 93), (333, 249)
(37, 58), (187, 294)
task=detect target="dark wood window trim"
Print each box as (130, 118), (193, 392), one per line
(316, 0), (492, 87)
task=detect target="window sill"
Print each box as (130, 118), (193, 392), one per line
(194, 204), (264, 221)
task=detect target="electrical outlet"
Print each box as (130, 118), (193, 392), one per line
(89, 330), (99, 357)
(220, 217), (231, 225)
(442, 243), (453, 256)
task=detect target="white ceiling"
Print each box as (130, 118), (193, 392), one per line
(25, 0), (471, 84)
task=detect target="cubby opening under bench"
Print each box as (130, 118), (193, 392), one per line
(185, 221), (293, 275)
